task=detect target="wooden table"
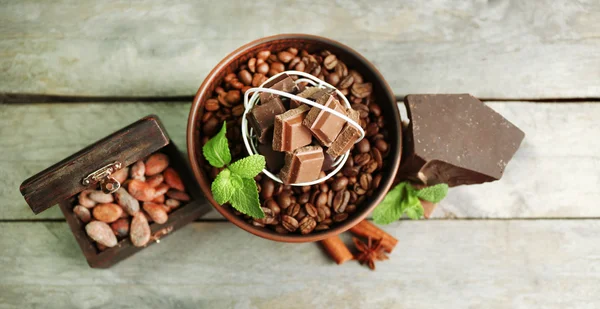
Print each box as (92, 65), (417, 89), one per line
(2, 1), (600, 308)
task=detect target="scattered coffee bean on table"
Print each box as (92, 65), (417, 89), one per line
(199, 48), (391, 235)
(74, 152), (190, 250)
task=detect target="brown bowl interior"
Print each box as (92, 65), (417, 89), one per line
(187, 34), (401, 243)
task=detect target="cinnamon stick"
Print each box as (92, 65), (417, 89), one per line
(349, 220), (398, 253)
(320, 236), (353, 264)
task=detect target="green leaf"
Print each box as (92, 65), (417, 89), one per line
(416, 183), (449, 203)
(211, 168), (233, 205)
(373, 182), (408, 225)
(202, 122), (231, 168)
(229, 176), (265, 219)
(404, 193), (424, 220)
(228, 155), (266, 179)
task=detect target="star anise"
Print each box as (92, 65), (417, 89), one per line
(353, 236), (389, 270)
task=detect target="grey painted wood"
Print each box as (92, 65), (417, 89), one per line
(1, 0), (599, 99)
(1, 220), (599, 308)
(2, 101), (599, 220)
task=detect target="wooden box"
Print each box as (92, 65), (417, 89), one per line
(19, 115), (210, 268)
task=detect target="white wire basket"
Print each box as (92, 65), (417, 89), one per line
(241, 70), (365, 186)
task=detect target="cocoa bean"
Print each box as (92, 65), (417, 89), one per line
(88, 190), (114, 204)
(130, 212), (151, 247)
(92, 203), (123, 223)
(143, 202), (169, 224)
(110, 218), (130, 238)
(145, 153), (169, 176)
(128, 179), (156, 202)
(85, 221), (118, 247)
(166, 189), (190, 201)
(114, 187), (140, 215)
(73, 205), (91, 223)
(163, 167), (185, 192)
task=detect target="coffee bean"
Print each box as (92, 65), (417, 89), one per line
(298, 192), (310, 204)
(333, 190), (350, 213)
(277, 190), (293, 209)
(366, 123), (379, 137)
(377, 116), (385, 128)
(202, 111), (214, 123)
(316, 207), (328, 222)
(294, 61), (305, 72)
(275, 225), (289, 234)
(271, 62), (285, 73)
(296, 208), (307, 221)
(374, 139), (388, 153)
(252, 221), (265, 227)
(257, 50), (270, 61)
(205, 98), (220, 111)
(268, 54), (278, 63)
(282, 215), (298, 232)
(299, 216), (317, 234)
(327, 190), (334, 207)
(257, 62), (269, 75)
(342, 166), (360, 177)
(331, 176), (348, 191)
(335, 62), (348, 77)
(238, 70), (253, 85)
(338, 75), (354, 89)
(372, 174), (382, 189)
(356, 138), (371, 153)
(362, 160), (378, 174)
(315, 224), (329, 231)
(277, 51), (294, 63)
(224, 73), (236, 83)
(248, 58), (257, 72)
(369, 103), (382, 117)
(265, 199), (280, 216)
(232, 105), (245, 117)
(371, 148), (383, 169)
(286, 203), (300, 217)
(333, 213), (349, 223)
(348, 176), (357, 186)
(354, 183), (367, 195)
(252, 73), (267, 87)
(316, 192), (328, 208)
(288, 56), (301, 69)
(354, 153), (371, 167)
(349, 70), (364, 84)
(255, 207), (276, 225)
(359, 173), (372, 190)
(346, 204), (357, 213)
(326, 72), (340, 86)
(305, 203), (318, 218)
(323, 54), (338, 70)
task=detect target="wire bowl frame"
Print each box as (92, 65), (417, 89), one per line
(241, 70), (365, 186)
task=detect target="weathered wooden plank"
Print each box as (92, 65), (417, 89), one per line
(2, 101), (599, 220)
(1, 0), (599, 99)
(1, 220), (600, 308)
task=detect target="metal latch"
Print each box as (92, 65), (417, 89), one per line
(82, 161), (123, 194)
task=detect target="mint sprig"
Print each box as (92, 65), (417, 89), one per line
(373, 181), (448, 224)
(203, 122), (265, 218)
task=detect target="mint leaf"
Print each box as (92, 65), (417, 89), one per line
(202, 122), (231, 168)
(229, 155), (266, 179)
(211, 168), (233, 205)
(416, 183), (449, 203)
(373, 182), (408, 225)
(404, 193), (424, 219)
(229, 176), (265, 219)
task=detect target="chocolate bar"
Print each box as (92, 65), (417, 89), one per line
(290, 87), (321, 109)
(327, 108), (361, 157)
(258, 142), (285, 174)
(398, 94), (525, 187)
(247, 97), (286, 144)
(259, 73), (298, 104)
(272, 105), (312, 152)
(278, 145), (325, 184)
(303, 94), (347, 147)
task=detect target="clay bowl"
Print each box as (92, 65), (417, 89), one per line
(187, 34), (401, 243)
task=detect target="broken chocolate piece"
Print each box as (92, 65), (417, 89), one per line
(279, 145), (325, 184)
(327, 108), (361, 157)
(258, 142), (285, 174)
(247, 97), (286, 144)
(303, 94), (347, 147)
(260, 73), (298, 104)
(398, 94), (525, 187)
(322, 152), (337, 172)
(273, 105), (312, 152)
(290, 87), (322, 109)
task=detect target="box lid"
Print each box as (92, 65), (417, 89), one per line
(20, 115), (170, 214)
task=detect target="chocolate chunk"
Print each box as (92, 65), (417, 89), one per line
(322, 152), (337, 172)
(290, 87), (321, 109)
(327, 108), (361, 157)
(279, 145), (325, 184)
(260, 73), (298, 104)
(398, 94), (525, 187)
(273, 105), (313, 152)
(247, 97), (286, 143)
(258, 142), (285, 174)
(303, 94), (347, 147)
